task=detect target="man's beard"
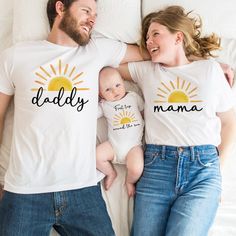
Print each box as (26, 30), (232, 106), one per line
(59, 10), (91, 46)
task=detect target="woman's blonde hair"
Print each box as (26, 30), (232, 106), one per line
(141, 5), (221, 59)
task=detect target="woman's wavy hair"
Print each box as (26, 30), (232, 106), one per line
(141, 5), (221, 59)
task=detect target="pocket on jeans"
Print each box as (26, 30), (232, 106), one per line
(144, 151), (157, 166)
(197, 151), (219, 168)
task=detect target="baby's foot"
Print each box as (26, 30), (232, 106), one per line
(104, 171), (117, 190)
(126, 182), (135, 197)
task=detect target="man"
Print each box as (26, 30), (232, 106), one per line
(0, 0), (143, 235)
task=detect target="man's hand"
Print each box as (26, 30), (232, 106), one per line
(220, 63), (235, 87)
(0, 184), (4, 200)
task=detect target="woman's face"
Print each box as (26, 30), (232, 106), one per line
(146, 22), (179, 66)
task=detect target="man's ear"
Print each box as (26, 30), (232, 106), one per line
(55, 1), (65, 17)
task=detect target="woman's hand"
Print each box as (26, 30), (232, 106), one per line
(220, 63), (235, 87)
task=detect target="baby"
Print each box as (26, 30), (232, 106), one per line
(97, 67), (144, 197)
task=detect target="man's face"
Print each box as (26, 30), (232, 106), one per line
(59, 0), (97, 46)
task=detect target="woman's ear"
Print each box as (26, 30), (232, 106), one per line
(175, 31), (184, 45)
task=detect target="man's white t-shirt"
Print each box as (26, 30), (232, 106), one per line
(0, 37), (126, 193)
(98, 91), (144, 163)
(129, 59), (234, 146)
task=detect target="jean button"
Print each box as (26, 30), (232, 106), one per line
(178, 147), (183, 152)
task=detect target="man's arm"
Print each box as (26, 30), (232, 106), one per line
(120, 44), (150, 64)
(217, 108), (236, 168)
(0, 92), (12, 200)
(0, 92), (12, 144)
(118, 64), (132, 81)
(119, 47), (235, 85)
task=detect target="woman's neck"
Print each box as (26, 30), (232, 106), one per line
(160, 48), (190, 67)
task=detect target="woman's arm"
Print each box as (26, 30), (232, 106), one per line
(217, 108), (236, 168)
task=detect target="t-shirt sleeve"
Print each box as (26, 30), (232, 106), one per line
(95, 37), (127, 68)
(0, 48), (15, 95)
(128, 61), (150, 89)
(212, 60), (235, 112)
(134, 92), (144, 111)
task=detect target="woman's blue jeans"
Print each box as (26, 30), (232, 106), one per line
(132, 144), (221, 236)
(0, 184), (114, 236)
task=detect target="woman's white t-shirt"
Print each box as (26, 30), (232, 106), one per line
(129, 59), (234, 146)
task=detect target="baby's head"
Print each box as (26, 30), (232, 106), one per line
(99, 67), (126, 102)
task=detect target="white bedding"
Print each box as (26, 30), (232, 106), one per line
(0, 1), (236, 235)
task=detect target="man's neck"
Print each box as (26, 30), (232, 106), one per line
(47, 28), (78, 48)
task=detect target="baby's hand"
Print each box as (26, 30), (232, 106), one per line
(126, 182), (135, 198)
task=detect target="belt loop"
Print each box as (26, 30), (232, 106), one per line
(161, 146), (166, 160)
(190, 146), (195, 161)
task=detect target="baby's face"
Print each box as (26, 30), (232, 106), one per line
(99, 73), (126, 102)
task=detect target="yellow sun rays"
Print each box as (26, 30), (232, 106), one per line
(113, 110), (137, 126)
(154, 77), (202, 103)
(31, 60), (89, 92)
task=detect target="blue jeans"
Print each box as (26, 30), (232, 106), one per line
(132, 144), (221, 236)
(0, 184), (114, 236)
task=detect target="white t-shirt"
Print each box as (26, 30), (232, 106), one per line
(98, 91), (144, 163)
(129, 59), (234, 146)
(0, 37), (126, 193)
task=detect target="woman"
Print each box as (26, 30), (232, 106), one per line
(118, 5), (236, 236)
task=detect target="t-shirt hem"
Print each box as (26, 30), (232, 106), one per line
(0, 87), (14, 96)
(216, 103), (234, 113)
(4, 180), (102, 194)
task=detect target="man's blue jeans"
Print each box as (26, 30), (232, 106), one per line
(132, 144), (221, 236)
(0, 184), (115, 236)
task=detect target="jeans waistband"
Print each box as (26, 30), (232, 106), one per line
(145, 144), (216, 152)
(145, 144), (218, 160)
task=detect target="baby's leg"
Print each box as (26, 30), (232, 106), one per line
(125, 146), (144, 197)
(96, 141), (117, 190)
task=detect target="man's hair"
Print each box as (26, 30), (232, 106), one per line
(47, 0), (78, 29)
(47, 0), (97, 29)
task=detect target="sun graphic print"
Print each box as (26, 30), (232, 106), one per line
(113, 110), (137, 126)
(154, 77), (202, 103)
(31, 59), (89, 92)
